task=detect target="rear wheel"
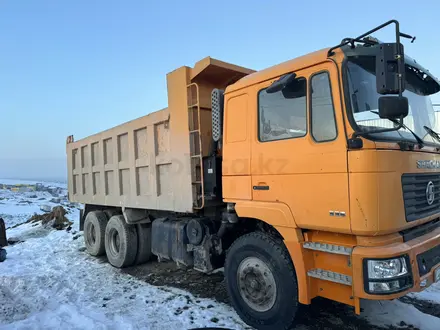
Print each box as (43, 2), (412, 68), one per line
(105, 215), (138, 268)
(225, 232), (299, 330)
(84, 211), (107, 256)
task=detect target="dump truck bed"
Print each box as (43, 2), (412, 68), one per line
(66, 107), (189, 211)
(66, 57), (253, 213)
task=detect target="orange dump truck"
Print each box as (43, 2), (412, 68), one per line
(67, 21), (440, 329)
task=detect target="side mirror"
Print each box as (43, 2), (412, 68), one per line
(378, 96), (408, 119)
(266, 72), (297, 94)
(376, 42), (405, 94)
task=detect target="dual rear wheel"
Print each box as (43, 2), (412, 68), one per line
(83, 211), (151, 268)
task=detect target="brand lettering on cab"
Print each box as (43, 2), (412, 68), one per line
(417, 160), (440, 169)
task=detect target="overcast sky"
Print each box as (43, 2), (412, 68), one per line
(1, 0), (439, 181)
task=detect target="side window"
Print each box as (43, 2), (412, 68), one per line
(258, 78), (307, 142)
(311, 72), (337, 142)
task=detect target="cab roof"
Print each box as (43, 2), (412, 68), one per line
(226, 48), (342, 94)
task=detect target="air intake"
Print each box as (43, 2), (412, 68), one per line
(211, 89), (224, 142)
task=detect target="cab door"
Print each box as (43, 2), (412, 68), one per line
(251, 63), (351, 232)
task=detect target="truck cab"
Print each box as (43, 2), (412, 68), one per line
(216, 20), (440, 329)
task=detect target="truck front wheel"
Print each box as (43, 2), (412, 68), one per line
(225, 232), (299, 330)
(105, 215), (138, 268)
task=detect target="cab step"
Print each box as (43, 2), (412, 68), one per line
(307, 268), (352, 286)
(303, 242), (352, 255)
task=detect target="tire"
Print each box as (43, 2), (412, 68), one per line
(84, 211), (108, 256)
(225, 232), (299, 330)
(105, 215), (138, 268)
(134, 223), (152, 265)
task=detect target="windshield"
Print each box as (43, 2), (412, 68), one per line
(346, 56), (440, 145)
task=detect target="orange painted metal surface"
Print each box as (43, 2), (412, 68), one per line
(222, 92), (251, 176)
(223, 52), (353, 234)
(227, 49), (339, 94)
(304, 231), (356, 247)
(221, 45), (440, 310)
(352, 226), (440, 300)
(232, 200), (298, 228)
(303, 231), (355, 306)
(222, 176), (252, 200)
(356, 233), (403, 247)
(349, 150), (440, 235)
(277, 230), (311, 305)
(310, 278), (354, 306)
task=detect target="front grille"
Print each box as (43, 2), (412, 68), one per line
(417, 244), (440, 276)
(402, 174), (440, 222)
(400, 219), (440, 242)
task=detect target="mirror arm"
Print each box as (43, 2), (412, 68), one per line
(393, 21), (405, 97)
(328, 20), (402, 57)
(328, 19), (405, 97)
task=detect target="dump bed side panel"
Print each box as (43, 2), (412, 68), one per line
(67, 68), (194, 213)
(66, 57), (254, 213)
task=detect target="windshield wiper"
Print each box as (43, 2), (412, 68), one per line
(370, 111), (424, 148)
(423, 126), (440, 144)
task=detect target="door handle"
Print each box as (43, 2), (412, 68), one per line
(253, 183), (269, 191)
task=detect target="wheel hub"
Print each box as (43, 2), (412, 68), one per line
(109, 229), (121, 255)
(86, 223), (96, 245)
(250, 279), (259, 290)
(237, 256), (277, 312)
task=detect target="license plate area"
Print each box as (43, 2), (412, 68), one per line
(417, 244), (440, 277)
(435, 267), (440, 283)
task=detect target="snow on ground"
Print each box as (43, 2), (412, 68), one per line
(0, 179), (70, 229)
(363, 299), (440, 330)
(0, 190), (53, 228)
(409, 283), (440, 305)
(0, 178), (67, 189)
(1, 179), (440, 329)
(0, 182), (248, 330)
(0, 221), (246, 329)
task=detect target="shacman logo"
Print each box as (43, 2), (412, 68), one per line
(417, 160), (440, 169)
(426, 181), (435, 205)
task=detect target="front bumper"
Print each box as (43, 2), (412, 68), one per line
(352, 225), (440, 300)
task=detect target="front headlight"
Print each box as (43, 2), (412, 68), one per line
(364, 256), (413, 294)
(368, 280), (401, 293)
(367, 258), (408, 279)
